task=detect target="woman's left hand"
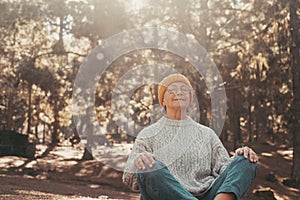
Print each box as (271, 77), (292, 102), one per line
(235, 146), (259, 163)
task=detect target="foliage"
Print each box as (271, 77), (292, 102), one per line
(0, 0), (299, 178)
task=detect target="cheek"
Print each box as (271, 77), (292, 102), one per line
(162, 94), (169, 105)
(163, 95), (174, 106)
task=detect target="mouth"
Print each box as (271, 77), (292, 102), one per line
(173, 98), (186, 101)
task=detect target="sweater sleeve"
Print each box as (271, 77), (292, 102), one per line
(210, 129), (231, 177)
(122, 136), (151, 191)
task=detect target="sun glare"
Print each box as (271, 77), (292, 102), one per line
(125, 0), (148, 13)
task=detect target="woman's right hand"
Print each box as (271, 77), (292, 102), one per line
(134, 152), (156, 170)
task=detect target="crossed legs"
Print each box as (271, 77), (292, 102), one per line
(137, 156), (258, 200)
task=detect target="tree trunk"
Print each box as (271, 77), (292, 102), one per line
(7, 92), (13, 130)
(248, 101), (253, 142)
(52, 104), (60, 144)
(27, 85), (32, 135)
(199, 0), (209, 49)
(229, 89), (241, 149)
(82, 147), (94, 160)
(289, 0), (300, 182)
(35, 124), (39, 143)
(43, 122), (46, 144)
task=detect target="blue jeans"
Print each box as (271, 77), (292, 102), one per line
(136, 156), (258, 200)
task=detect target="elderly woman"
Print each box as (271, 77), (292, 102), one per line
(123, 74), (258, 200)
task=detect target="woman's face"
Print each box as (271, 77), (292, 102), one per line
(162, 82), (192, 112)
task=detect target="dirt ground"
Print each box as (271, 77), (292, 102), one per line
(0, 140), (299, 200)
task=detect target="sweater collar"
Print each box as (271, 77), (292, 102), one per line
(160, 116), (194, 127)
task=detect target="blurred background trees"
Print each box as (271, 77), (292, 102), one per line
(0, 0), (299, 181)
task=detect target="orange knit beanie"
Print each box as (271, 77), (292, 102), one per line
(158, 74), (193, 107)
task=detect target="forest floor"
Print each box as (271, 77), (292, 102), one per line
(0, 139), (299, 200)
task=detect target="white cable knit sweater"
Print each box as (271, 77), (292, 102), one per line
(122, 116), (232, 196)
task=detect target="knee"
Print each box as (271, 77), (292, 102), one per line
(234, 155), (258, 175)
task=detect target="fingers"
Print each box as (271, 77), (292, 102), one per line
(134, 156), (145, 170)
(236, 147), (243, 155)
(140, 152), (155, 167)
(243, 146), (250, 158)
(134, 152), (155, 170)
(236, 146), (259, 163)
(249, 149), (259, 163)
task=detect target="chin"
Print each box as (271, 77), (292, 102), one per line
(173, 101), (188, 106)
(172, 104), (189, 110)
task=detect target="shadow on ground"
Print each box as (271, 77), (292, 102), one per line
(0, 141), (299, 200)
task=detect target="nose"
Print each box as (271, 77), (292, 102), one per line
(174, 88), (184, 94)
